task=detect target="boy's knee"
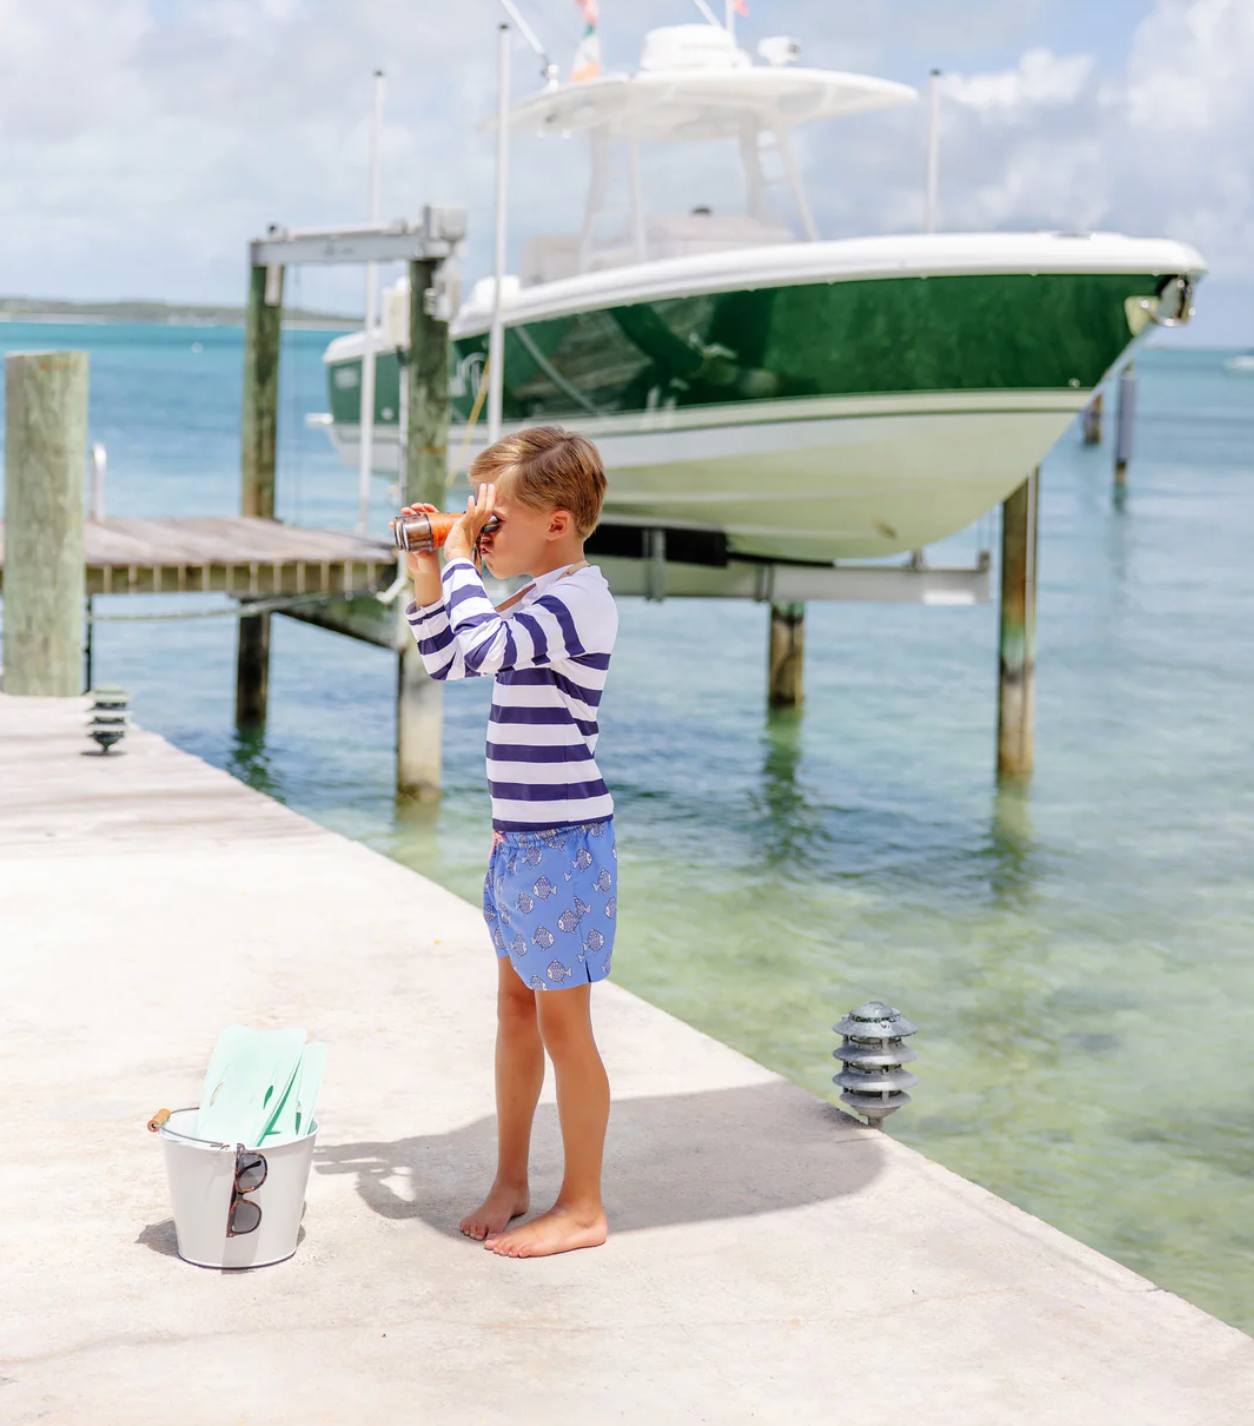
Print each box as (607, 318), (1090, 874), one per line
(536, 996), (592, 1058)
(498, 975), (537, 1028)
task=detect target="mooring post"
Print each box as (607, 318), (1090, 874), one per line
(236, 260), (284, 725)
(395, 257), (450, 798)
(3, 351), (89, 696)
(997, 468), (1039, 781)
(768, 601), (805, 707)
(1083, 390), (1103, 445)
(1114, 362), (1135, 505)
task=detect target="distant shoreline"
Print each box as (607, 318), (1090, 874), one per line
(0, 299), (359, 331)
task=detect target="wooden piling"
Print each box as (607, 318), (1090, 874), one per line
(997, 469), (1039, 782)
(396, 257), (450, 798)
(236, 262), (284, 724)
(1114, 363), (1135, 503)
(235, 607), (271, 726)
(3, 351), (88, 696)
(1083, 390), (1103, 445)
(768, 601), (805, 707)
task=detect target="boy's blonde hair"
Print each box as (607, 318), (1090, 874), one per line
(470, 426), (606, 538)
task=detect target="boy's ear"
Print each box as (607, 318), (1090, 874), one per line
(548, 508), (572, 539)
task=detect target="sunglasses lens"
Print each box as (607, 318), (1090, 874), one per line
(236, 1153), (266, 1194)
(229, 1197), (262, 1236)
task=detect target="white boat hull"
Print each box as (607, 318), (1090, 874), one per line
(327, 390), (1084, 561)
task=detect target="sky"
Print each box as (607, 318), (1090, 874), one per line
(1, 0), (1251, 343)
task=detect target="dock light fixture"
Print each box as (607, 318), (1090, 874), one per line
(86, 685), (130, 754)
(832, 1000), (918, 1128)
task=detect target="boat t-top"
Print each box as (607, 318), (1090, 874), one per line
(317, 18), (1205, 562)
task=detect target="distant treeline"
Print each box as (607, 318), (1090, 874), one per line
(0, 296), (358, 329)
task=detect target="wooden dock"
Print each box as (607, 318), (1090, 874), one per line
(0, 516), (397, 598)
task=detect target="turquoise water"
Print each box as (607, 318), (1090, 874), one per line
(3, 322), (1253, 1331)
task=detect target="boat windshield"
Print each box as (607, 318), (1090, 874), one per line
(507, 25), (915, 283)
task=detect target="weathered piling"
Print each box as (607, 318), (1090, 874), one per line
(3, 351), (88, 696)
(1083, 391), (1103, 444)
(768, 601), (805, 707)
(240, 262), (284, 519)
(997, 468), (1039, 782)
(396, 257), (450, 798)
(236, 261), (284, 725)
(1114, 363), (1136, 504)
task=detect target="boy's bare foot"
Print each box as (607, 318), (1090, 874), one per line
(484, 1202), (608, 1258)
(459, 1182), (530, 1241)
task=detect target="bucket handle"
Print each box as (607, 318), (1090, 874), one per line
(146, 1106), (232, 1151)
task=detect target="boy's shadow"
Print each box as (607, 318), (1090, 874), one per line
(315, 1081), (884, 1236)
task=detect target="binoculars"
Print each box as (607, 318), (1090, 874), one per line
(391, 510), (501, 554)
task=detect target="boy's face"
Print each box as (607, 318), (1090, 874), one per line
(478, 483), (571, 579)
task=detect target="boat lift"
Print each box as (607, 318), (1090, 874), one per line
(242, 195), (1025, 795)
(237, 206), (1016, 784)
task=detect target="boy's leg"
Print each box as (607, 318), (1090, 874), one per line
(460, 958), (545, 1240)
(486, 983), (609, 1258)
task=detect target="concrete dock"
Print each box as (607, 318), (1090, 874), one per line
(2, 693), (1252, 1424)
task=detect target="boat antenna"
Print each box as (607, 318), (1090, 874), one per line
(495, 0), (559, 85)
(924, 69), (941, 234)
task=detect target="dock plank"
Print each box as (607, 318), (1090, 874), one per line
(0, 516), (398, 598)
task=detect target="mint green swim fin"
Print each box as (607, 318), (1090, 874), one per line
(196, 1026), (307, 1147)
(262, 1041), (326, 1143)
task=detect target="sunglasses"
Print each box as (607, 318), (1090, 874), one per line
(227, 1146), (268, 1237)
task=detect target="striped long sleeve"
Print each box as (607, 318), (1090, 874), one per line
(406, 559), (607, 681)
(404, 557), (618, 832)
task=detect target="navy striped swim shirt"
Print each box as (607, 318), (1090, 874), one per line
(406, 557), (617, 832)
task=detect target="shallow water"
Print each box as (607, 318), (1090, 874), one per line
(3, 322), (1252, 1331)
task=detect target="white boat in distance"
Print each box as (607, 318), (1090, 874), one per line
(317, 21), (1205, 563)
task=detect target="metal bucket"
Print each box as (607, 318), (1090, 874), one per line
(157, 1107), (318, 1269)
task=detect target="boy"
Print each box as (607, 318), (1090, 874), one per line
(400, 426), (618, 1259)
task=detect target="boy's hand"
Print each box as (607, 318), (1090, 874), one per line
(393, 503), (442, 579)
(445, 483), (496, 568)
(399, 504), (447, 576)
(393, 503), (443, 608)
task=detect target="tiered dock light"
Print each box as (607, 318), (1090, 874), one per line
(86, 685), (130, 754)
(832, 1000), (919, 1129)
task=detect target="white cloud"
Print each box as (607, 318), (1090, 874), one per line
(944, 49), (1096, 116)
(912, 0), (1254, 296)
(1124, 0), (1254, 133)
(0, 0), (1251, 339)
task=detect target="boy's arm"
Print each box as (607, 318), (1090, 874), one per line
(440, 558), (611, 676)
(404, 588), (482, 681)
(397, 501), (486, 682)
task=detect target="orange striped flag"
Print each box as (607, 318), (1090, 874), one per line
(572, 0), (600, 83)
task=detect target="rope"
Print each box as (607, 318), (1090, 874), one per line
(446, 355), (491, 488)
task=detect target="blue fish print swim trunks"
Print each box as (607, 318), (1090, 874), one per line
(483, 821), (617, 990)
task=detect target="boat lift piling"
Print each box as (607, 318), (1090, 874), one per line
(1114, 362), (1136, 504)
(996, 468), (1039, 781)
(397, 253), (454, 797)
(237, 211), (467, 794)
(768, 601), (805, 707)
(1083, 391), (1103, 445)
(237, 258), (285, 724)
